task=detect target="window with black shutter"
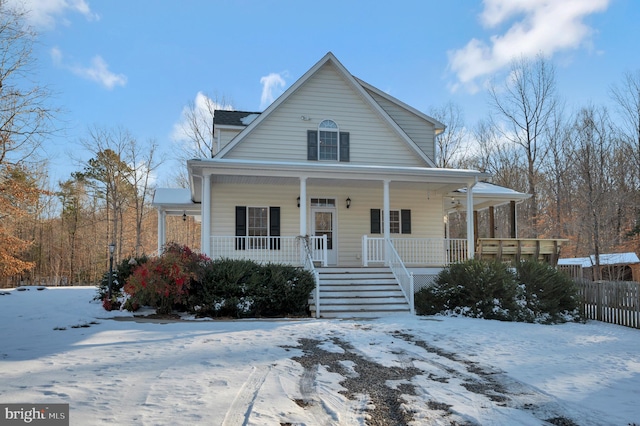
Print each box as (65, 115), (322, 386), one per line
(235, 206), (281, 250)
(370, 208), (411, 234)
(307, 120), (349, 162)
(235, 206), (247, 250)
(370, 209), (381, 234)
(401, 209), (411, 234)
(269, 207), (281, 250)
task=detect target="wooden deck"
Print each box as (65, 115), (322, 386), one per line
(476, 238), (568, 266)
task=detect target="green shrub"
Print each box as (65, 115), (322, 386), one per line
(248, 263), (315, 317)
(515, 260), (580, 323)
(190, 259), (315, 318)
(189, 258), (258, 317)
(417, 259), (518, 320)
(416, 258), (581, 323)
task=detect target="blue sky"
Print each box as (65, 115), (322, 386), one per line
(10, 0), (640, 185)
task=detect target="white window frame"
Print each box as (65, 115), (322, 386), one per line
(380, 209), (402, 234)
(318, 119), (339, 161)
(247, 207), (269, 249)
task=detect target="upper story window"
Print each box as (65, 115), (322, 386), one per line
(307, 121), (350, 162)
(318, 120), (339, 161)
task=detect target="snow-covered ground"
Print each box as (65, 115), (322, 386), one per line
(1, 286), (639, 425)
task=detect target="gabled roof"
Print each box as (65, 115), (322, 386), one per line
(449, 181), (531, 211)
(214, 110), (261, 127)
(215, 52), (438, 166)
(355, 77), (445, 135)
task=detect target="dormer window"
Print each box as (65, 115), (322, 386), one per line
(307, 120), (350, 162)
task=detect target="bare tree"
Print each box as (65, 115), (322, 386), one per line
(174, 92), (233, 159)
(488, 54), (558, 236)
(610, 70), (640, 168)
(538, 105), (572, 238)
(463, 119), (527, 191)
(429, 101), (467, 168)
(0, 1), (56, 167)
(569, 106), (617, 279)
(126, 137), (162, 256)
(79, 126), (136, 261)
(610, 70), (640, 234)
(0, 2), (56, 284)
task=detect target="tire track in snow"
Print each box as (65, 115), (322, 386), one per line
(297, 362), (363, 425)
(221, 365), (271, 426)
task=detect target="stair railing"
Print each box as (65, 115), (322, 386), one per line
(298, 235), (322, 318)
(385, 238), (415, 314)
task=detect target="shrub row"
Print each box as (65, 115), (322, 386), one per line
(415, 259), (581, 323)
(101, 243), (315, 318)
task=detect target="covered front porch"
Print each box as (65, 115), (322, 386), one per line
(152, 159), (545, 317)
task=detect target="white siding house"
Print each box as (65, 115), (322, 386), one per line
(152, 52), (531, 317)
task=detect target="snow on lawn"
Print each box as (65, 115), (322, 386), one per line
(1, 286), (639, 425)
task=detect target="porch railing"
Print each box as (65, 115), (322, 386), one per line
(210, 236), (327, 266)
(385, 239), (415, 314)
(363, 236), (468, 267)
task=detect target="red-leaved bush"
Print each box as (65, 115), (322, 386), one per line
(124, 243), (210, 314)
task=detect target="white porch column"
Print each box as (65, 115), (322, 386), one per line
(383, 179), (391, 239)
(200, 172), (212, 257)
(157, 208), (166, 254)
(299, 177), (307, 236)
(466, 179), (477, 259)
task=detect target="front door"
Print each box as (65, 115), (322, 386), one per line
(311, 204), (337, 266)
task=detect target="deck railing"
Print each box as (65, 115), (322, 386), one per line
(363, 236), (468, 267)
(210, 235), (327, 266)
(476, 238), (568, 266)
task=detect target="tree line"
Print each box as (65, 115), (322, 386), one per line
(439, 55), (640, 280)
(2, 2), (640, 286)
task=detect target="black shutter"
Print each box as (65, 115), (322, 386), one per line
(339, 132), (350, 162)
(370, 209), (381, 234)
(269, 207), (281, 250)
(401, 209), (412, 234)
(307, 130), (318, 161)
(235, 206), (246, 250)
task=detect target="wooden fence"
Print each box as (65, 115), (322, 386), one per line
(577, 280), (640, 329)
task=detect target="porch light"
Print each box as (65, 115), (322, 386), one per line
(346, 197), (351, 209)
(297, 196), (300, 208)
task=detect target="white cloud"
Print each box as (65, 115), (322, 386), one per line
(7, 0), (99, 29)
(171, 92), (233, 144)
(447, 0), (610, 93)
(50, 47), (127, 90)
(259, 72), (286, 110)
